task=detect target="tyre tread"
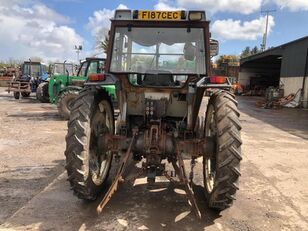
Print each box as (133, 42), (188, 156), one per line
(205, 90), (242, 211)
(65, 88), (113, 200)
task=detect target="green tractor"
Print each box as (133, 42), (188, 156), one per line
(36, 62), (75, 103)
(48, 58), (116, 120)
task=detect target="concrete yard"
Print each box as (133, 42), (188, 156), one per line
(0, 87), (308, 231)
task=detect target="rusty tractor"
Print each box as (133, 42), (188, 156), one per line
(65, 9), (242, 219)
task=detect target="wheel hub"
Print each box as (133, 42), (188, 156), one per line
(90, 101), (113, 186)
(204, 104), (217, 193)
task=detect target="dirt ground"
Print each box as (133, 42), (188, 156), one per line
(0, 87), (308, 231)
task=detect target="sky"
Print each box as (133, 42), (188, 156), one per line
(0, 0), (307, 62)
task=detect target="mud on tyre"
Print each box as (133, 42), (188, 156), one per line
(203, 90), (242, 211)
(65, 88), (114, 200)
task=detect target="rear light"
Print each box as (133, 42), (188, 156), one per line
(88, 73), (105, 81)
(209, 76), (227, 84)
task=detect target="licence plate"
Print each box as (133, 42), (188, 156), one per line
(138, 10), (182, 21)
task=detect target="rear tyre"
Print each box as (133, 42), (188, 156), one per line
(14, 92), (20, 99)
(36, 82), (49, 103)
(203, 91), (242, 211)
(21, 92), (30, 97)
(57, 89), (79, 120)
(65, 88), (114, 200)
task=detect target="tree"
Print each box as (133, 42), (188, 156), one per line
(240, 46), (261, 59)
(251, 46), (259, 55)
(96, 36), (109, 54)
(240, 47), (251, 58)
(94, 27), (110, 55)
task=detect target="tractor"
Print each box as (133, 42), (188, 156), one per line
(65, 10), (242, 218)
(36, 61), (76, 104)
(7, 60), (48, 100)
(49, 58), (116, 120)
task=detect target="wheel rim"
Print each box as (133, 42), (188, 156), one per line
(204, 104), (217, 193)
(90, 101), (113, 186)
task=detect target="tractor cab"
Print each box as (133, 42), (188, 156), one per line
(50, 62), (75, 76)
(77, 57), (105, 78)
(19, 61), (47, 82)
(108, 10), (209, 88)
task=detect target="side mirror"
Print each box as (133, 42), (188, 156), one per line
(210, 39), (219, 57)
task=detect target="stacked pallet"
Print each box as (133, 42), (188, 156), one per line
(0, 67), (19, 87)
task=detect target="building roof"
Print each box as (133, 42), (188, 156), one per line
(240, 36), (308, 65)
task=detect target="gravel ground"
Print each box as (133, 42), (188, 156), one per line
(0, 87), (308, 231)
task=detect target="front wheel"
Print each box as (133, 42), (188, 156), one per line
(14, 92), (20, 99)
(57, 89), (79, 120)
(203, 91), (242, 211)
(65, 88), (114, 200)
(36, 82), (49, 103)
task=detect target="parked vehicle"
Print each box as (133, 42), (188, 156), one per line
(47, 61), (77, 106)
(64, 9), (242, 219)
(7, 60), (48, 100)
(49, 58), (116, 119)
